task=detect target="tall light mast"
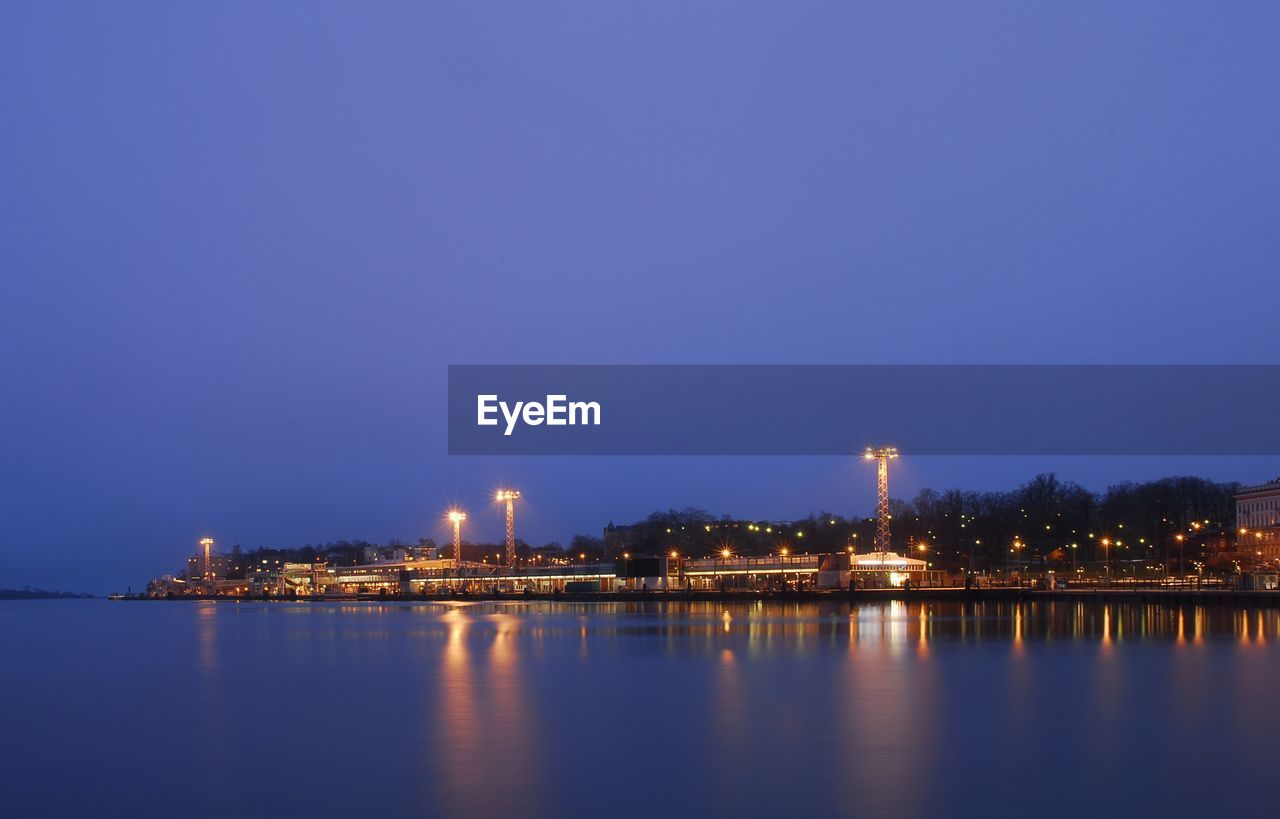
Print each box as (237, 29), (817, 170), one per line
(448, 510), (467, 564)
(495, 489), (521, 567)
(199, 537), (214, 591)
(863, 447), (899, 555)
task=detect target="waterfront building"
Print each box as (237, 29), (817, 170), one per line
(317, 559), (620, 595)
(850, 552), (941, 588)
(1236, 477), (1280, 561)
(148, 546), (946, 597)
(681, 553), (833, 590)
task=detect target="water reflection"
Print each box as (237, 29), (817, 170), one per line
(193, 601), (235, 795)
(33, 599), (1277, 818)
(351, 599), (1280, 645)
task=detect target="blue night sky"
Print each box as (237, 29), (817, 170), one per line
(2, 3), (1278, 592)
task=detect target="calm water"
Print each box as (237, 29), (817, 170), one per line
(2, 598), (1278, 818)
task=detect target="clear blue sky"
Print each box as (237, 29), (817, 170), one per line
(2, 2), (1278, 592)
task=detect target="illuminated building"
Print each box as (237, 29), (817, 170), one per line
(681, 553), (833, 590)
(850, 552), (942, 589)
(1236, 477), (1280, 561)
(310, 559), (621, 595)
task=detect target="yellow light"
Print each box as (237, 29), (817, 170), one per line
(448, 510), (466, 523)
(670, 550), (679, 558)
(721, 548), (731, 558)
(779, 547), (789, 557)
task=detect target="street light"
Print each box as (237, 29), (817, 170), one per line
(1007, 538), (1023, 580)
(448, 510), (467, 564)
(495, 489), (521, 568)
(199, 537), (214, 592)
(715, 547), (732, 590)
(864, 446), (899, 554)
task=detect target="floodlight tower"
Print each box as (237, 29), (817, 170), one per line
(863, 447), (899, 555)
(495, 489), (521, 567)
(199, 537), (214, 590)
(448, 510), (467, 564)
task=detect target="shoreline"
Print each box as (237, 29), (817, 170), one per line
(109, 587), (1280, 607)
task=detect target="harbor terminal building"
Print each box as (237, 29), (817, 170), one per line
(150, 550), (942, 597)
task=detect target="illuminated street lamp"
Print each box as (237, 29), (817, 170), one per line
(448, 509), (467, 564)
(199, 537), (214, 591)
(713, 547), (732, 590)
(495, 489), (521, 567)
(864, 446), (899, 554)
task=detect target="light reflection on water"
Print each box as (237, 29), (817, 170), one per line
(3, 599), (1280, 818)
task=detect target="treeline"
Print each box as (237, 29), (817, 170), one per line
(890, 473), (1237, 572)
(607, 474), (1239, 572)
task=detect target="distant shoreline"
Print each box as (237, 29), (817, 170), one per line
(0, 588), (96, 600)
